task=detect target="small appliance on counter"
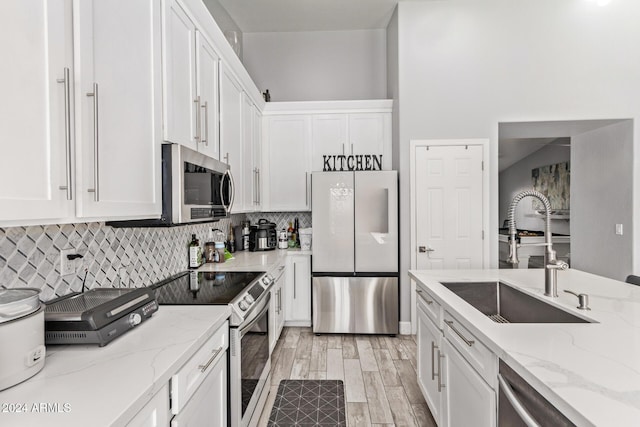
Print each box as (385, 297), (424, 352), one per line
(44, 287), (158, 347)
(0, 288), (46, 391)
(249, 219), (277, 251)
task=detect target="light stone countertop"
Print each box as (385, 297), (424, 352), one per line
(197, 248), (311, 274)
(409, 268), (640, 427)
(0, 306), (231, 427)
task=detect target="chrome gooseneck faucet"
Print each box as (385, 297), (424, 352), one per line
(506, 190), (568, 297)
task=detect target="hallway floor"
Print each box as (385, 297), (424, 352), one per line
(257, 327), (437, 426)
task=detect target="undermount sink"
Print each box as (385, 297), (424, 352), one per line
(439, 281), (591, 324)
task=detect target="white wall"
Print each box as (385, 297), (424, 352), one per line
(202, 0), (243, 59)
(572, 121), (633, 280)
(499, 143), (571, 235)
(397, 0), (640, 321)
(243, 30), (387, 101)
(387, 8), (400, 171)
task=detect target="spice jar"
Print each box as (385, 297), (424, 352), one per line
(214, 242), (226, 263)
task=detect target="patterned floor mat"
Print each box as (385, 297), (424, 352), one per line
(267, 380), (346, 426)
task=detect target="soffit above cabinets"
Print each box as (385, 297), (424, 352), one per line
(215, 0), (400, 32)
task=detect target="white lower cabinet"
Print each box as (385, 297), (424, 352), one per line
(416, 288), (497, 427)
(417, 301), (443, 423)
(284, 255), (311, 325)
(170, 350), (227, 426)
(270, 263), (286, 352)
(170, 320), (229, 425)
(441, 338), (496, 427)
(126, 384), (171, 427)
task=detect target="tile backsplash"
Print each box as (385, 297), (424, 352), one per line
(0, 212), (312, 302)
(245, 212), (311, 231)
(0, 216), (243, 302)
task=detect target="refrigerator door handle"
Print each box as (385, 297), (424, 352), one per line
(382, 188), (389, 234)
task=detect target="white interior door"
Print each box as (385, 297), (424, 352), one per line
(415, 145), (483, 269)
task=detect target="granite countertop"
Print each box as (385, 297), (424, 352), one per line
(409, 268), (640, 427)
(0, 306), (231, 427)
(197, 248), (311, 273)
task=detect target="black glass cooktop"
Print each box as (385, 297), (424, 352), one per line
(151, 271), (264, 305)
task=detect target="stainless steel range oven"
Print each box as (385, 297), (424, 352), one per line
(230, 291), (271, 427)
(151, 270), (274, 427)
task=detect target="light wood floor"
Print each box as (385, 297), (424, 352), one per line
(257, 327), (437, 427)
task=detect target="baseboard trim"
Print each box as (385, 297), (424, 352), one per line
(284, 321), (312, 327)
(399, 321), (412, 335)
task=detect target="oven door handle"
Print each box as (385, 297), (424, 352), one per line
(239, 292), (271, 337)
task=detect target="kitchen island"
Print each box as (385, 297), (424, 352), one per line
(409, 268), (640, 426)
(0, 306), (230, 427)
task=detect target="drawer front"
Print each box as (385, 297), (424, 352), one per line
(416, 286), (441, 327)
(443, 311), (495, 384)
(171, 320), (229, 414)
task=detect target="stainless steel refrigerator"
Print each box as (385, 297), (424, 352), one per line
(311, 171), (399, 334)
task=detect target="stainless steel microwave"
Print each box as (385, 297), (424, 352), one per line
(108, 144), (234, 227)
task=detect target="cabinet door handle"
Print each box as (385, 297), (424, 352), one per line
(445, 320), (475, 347)
(431, 341), (438, 380)
(86, 83), (100, 201)
(201, 100), (208, 145)
(437, 349), (445, 392)
(257, 169), (261, 205)
(416, 289), (434, 305)
(293, 263), (297, 299)
(57, 67), (72, 200)
(194, 96), (201, 142)
(198, 346), (223, 373)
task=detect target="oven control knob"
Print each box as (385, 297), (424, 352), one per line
(128, 313), (142, 327)
(244, 294), (255, 304)
(238, 300), (250, 311)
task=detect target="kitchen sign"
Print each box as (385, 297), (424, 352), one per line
(323, 154), (383, 171)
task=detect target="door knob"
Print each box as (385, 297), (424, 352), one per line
(418, 246), (435, 253)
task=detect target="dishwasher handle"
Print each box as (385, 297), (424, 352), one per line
(498, 374), (541, 427)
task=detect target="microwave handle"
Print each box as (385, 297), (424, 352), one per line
(220, 170), (230, 214)
(228, 169), (236, 212)
(220, 169), (235, 214)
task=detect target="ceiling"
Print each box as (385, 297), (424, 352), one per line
(216, 0), (401, 32)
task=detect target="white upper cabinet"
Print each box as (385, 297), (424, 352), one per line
(0, 0), (162, 226)
(311, 115), (349, 171)
(162, 0), (196, 150)
(241, 94), (262, 212)
(253, 105), (263, 211)
(195, 32), (220, 160)
(74, 0), (162, 219)
(349, 113), (391, 166)
(220, 66), (244, 213)
(162, 0), (220, 159)
(311, 112), (391, 171)
(0, 0), (75, 224)
(262, 100), (392, 212)
(263, 115), (312, 212)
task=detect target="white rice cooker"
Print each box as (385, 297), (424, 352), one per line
(0, 288), (46, 391)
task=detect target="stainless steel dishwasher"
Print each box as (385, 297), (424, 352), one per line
(498, 360), (576, 427)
